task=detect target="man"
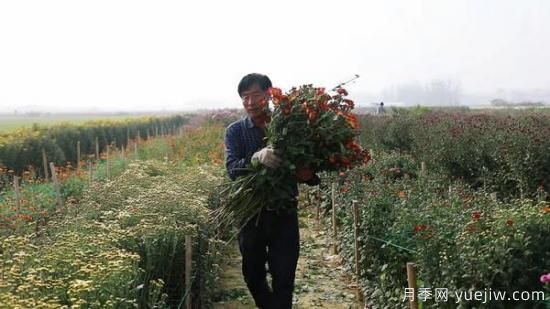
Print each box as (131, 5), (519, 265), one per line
(224, 73), (319, 308)
(376, 101), (386, 115)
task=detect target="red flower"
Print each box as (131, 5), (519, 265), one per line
(308, 111), (318, 122)
(506, 219), (513, 226)
(343, 99), (355, 109)
(268, 87), (282, 97)
(336, 87), (348, 96)
(282, 107), (291, 115)
(341, 157), (350, 167)
(414, 224), (427, 233)
(472, 211), (481, 220)
(258, 98), (267, 108)
(465, 223), (478, 233)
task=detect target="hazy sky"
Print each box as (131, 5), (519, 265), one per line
(1, 0), (549, 112)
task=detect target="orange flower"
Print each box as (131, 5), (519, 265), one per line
(465, 223), (478, 233)
(258, 98), (268, 108)
(543, 207), (550, 214)
(398, 191), (406, 199)
(336, 87), (348, 96)
(282, 107), (291, 115)
(341, 157), (350, 167)
(308, 111), (318, 122)
(315, 87), (326, 95)
(342, 113), (358, 129)
(362, 150), (371, 163)
(343, 99), (355, 109)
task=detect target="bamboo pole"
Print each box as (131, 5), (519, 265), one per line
(76, 141), (81, 173)
(331, 182), (338, 254)
(106, 145), (111, 179)
(406, 262), (418, 309)
(316, 186), (320, 222)
(14, 176), (21, 215)
(88, 160), (93, 186)
(185, 235), (193, 309)
(95, 137), (100, 162)
(121, 145), (126, 169)
(49, 162), (63, 210)
(352, 200), (360, 276)
(42, 148), (49, 181)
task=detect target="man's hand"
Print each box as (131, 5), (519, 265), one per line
(252, 146), (282, 168)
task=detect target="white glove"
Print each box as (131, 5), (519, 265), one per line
(252, 147), (282, 168)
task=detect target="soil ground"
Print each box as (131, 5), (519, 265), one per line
(212, 207), (364, 309)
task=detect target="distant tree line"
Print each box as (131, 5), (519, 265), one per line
(382, 79), (462, 105)
(491, 98), (545, 107)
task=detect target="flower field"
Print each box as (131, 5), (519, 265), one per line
(0, 108), (549, 308)
(311, 108), (550, 308)
(312, 150), (549, 308)
(0, 121), (228, 308)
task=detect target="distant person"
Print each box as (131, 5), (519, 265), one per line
(377, 102), (386, 115)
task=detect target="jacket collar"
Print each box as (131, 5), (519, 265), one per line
(245, 116), (256, 129)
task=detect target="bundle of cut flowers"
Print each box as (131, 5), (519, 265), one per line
(214, 84), (370, 229)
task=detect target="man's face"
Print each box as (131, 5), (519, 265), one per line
(241, 83), (268, 118)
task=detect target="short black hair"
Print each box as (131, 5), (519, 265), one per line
(238, 73), (272, 97)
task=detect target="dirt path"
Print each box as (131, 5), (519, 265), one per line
(212, 209), (364, 309)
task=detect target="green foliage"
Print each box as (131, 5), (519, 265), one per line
(0, 161), (224, 308)
(316, 152), (550, 308)
(0, 115), (189, 178)
(60, 176), (86, 200)
(360, 111), (550, 199)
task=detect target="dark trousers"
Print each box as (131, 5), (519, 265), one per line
(239, 208), (300, 309)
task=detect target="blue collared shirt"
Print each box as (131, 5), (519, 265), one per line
(224, 116), (298, 198)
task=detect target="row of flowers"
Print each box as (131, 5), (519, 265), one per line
(311, 150), (550, 308)
(0, 161), (225, 308)
(359, 110), (550, 199)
